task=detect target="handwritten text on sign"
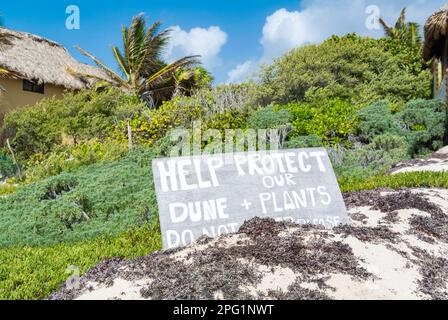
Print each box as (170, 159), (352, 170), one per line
(153, 148), (348, 249)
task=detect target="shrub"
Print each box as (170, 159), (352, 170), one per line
(247, 106), (292, 129)
(370, 134), (408, 153)
(285, 135), (323, 149)
(24, 140), (128, 182)
(284, 99), (358, 145)
(0, 149), (15, 179)
(377, 37), (428, 76)
(356, 101), (404, 143)
(398, 99), (447, 156)
(118, 96), (204, 146)
(204, 110), (248, 133)
(355, 99), (446, 158)
(253, 34), (431, 106)
(1, 89), (145, 160)
(329, 136), (409, 180)
(194, 83), (256, 115)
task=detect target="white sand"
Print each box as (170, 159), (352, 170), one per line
(392, 146), (448, 174)
(76, 278), (151, 300)
(61, 188), (448, 300)
(392, 159), (448, 174)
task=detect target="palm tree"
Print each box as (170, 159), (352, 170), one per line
(379, 8), (422, 47)
(74, 14), (200, 105)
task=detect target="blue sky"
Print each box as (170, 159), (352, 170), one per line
(1, 0), (446, 83)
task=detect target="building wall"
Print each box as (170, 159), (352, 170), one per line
(0, 78), (65, 115)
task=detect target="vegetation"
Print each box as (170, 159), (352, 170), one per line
(283, 99), (358, 145)
(116, 96), (204, 146)
(75, 14), (200, 106)
(0, 223), (161, 300)
(0, 149), (15, 179)
(379, 8), (422, 48)
(247, 105), (292, 129)
(356, 99), (447, 157)
(399, 99), (447, 156)
(339, 171), (448, 193)
(1, 88), (144, 160)
(24, 140), (128, 182)
(329, 138), (409, 180)
(253, 34), (431, 107)
(0, 149), (159, 247)
(0, 182), (17, 196)
(1, 7), (447, 300)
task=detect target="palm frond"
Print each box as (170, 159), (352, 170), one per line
(66, 67), (112, 83)
(380, 7), (422, 48)
(75, 45), (128, 88)
(112, 46), (130, 80)
(407, 23), (420, 46)
(140, 31), (171, 78)
(141, 55), (200, 92)
(379, 18), (396, 38)
(395, 8), (407, 30)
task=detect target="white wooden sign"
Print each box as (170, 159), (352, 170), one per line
(153, 148), (348, 249)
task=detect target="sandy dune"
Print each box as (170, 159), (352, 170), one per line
(50, 188), (448, 300)
(391, 146), (448, 174)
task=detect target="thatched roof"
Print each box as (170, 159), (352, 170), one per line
(423, 8), (448, 62)
(0, 27), (108, 90)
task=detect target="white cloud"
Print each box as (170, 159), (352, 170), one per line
(260, 8), (320, 62)
(165, 25), (228, 69)
(227, 60), (257, 83)
(227, 0), (448, 83)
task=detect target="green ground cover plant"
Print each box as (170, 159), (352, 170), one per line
(339, 171), (448, 193)
(0, 148), (159, 247)
(0, 223), (162, 300)
(0, 183), (17, 197)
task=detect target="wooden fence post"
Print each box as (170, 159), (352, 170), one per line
(127, 120), (133, 151)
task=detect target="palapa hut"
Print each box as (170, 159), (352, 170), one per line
(0, 27), (107, 115)
(423, 7), (448, 102)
